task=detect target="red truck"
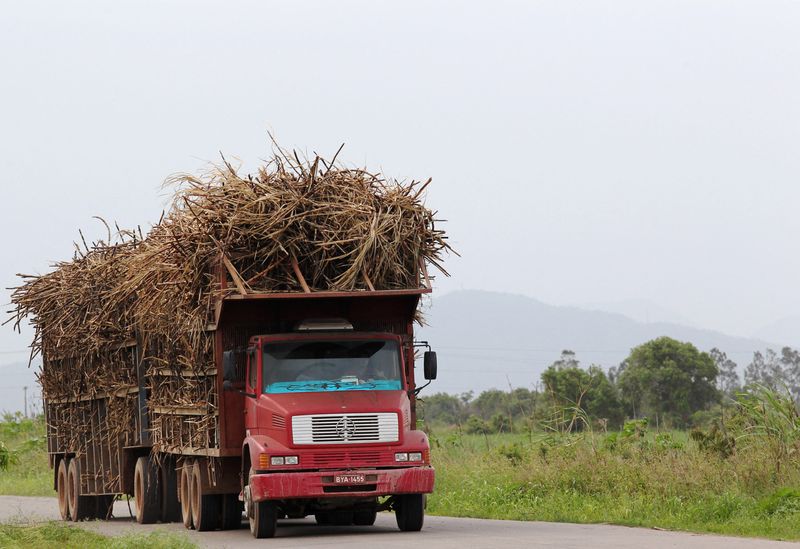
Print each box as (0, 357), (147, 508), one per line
(47, 272), (438, 538)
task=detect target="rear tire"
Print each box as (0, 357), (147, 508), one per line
(395, 494), (424, 532)
(179, 462), (193, 529)
(159, 458), (181, 523)
(56, 459), (70, 521)
(67, 459), (93, 521)
(221, 493), (243, 530)
(353, 508), (377, 526)
(134, 456), (160, 524)
(191, 461), (220, 531)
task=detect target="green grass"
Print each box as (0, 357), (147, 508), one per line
(426, 428), (800, 540)
(0, 414), (52, 497)
(0, 522), (195, 549)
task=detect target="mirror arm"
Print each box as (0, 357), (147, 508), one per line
(413, 380), (432, 396)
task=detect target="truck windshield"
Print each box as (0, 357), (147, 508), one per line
(262, 339), (402, 394)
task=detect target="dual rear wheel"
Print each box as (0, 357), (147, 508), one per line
(179, 459), (242, 532)
(55, 457), (115, 522)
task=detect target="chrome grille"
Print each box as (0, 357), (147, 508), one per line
(292, 413), (399, 445)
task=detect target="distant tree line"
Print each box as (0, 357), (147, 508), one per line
(421, 336), (800, 431)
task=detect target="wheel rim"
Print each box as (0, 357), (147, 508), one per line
(67, 462), (77, 518)
(191, 465), (201, 527)
(180, 466), (192, 528)
(134, 466), (143, 520)
(57, 463), (68, 519)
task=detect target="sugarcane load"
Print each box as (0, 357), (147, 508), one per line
(8, 145), (450, 537)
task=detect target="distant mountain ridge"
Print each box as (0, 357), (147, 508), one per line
(417, 290), (778, 395)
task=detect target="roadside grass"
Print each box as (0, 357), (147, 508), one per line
(0, 413), (52, 497)
(427, 422), (800, 540)
(0, 522), (195, 549)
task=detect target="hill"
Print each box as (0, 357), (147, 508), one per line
(417, 290), (775, 395)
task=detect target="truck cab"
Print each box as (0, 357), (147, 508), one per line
(223, 313), (437, 538)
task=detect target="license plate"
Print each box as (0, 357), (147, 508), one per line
(334, 474), (366, 484)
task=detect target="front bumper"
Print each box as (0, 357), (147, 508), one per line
(249, 466), (435, 502)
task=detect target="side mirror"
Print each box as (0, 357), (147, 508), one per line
(423, 351), (437, 380)
(222, 350), (237, 383)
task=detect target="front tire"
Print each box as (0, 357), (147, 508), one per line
(395, 494), (424, 532)
(247, 468), (276, 538)
(250, 500), (277, 538)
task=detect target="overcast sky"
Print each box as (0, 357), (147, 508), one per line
(2, 0), (799, 366)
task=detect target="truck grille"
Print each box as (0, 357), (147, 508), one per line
(292, 413), (399, 445)
(308, 450), (393, 468)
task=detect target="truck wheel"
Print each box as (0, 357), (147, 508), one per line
(67, 459), (93, 521)
(247, 468), (276, 538)
(314, 512), (331, 525)
(395, 494), (424, 532)
(249, 500), (277, 538)
(191, 460), (220, 531)
(221, 493), (243, 530)
(159, 458), (181, 523)
(56, 459), (70, 521)
(179, 462), (193, 529)
(353, 509), (377, 526)
(134, 456), (160, 524)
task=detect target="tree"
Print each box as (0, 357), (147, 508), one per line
(709, 348), (740, 398)
(472, 389), (509, 420)
(541, 353), (624, 428)
(744, 349), (784, 391)
(585, 366), (625, 428)
(421, 393), (469, 425)
(745, 347), (800, 403)
(778, 347), (800, 403)
(551, 349), (579, 370)
(618, 337), (719, 427)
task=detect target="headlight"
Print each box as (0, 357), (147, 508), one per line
(285, 456), (299, 465)
(409, 452), (423, 462)
(270, 456), (285, 466)
(395, 452), (409, 462)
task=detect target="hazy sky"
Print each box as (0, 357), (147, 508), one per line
(2, 0), (799, 366)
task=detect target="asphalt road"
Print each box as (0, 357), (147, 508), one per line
(1, 495), (798, 549)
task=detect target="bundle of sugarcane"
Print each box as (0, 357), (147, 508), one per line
(7, 146), (451, 403)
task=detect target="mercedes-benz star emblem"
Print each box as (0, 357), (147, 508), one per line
(336, 417), (357, 441)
